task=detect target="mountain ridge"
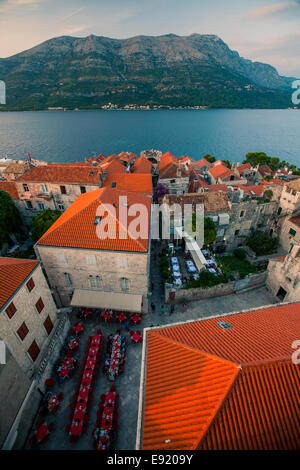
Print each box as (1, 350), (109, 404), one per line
(0, 33), (297, 110)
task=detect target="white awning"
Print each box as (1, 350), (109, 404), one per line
(70, 289), (143, 312)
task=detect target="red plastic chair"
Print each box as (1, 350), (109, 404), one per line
(45, 378), (55, 388)
(65, 424), (70, 433)
(49, 422), (55, 432)
(70, 402), (76, 411)
(29, 436), (36, 446)
(36, 420), (43, 428)
(58, 392), (64, 401)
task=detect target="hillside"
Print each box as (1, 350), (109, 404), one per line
(0, 33), (296, 110)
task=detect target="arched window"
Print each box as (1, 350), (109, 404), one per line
(89, 275), (96, 288)
(96, 276), (102, 288)
(120, 277), (129, 292)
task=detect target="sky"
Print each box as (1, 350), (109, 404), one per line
(0, 0), (300, 76)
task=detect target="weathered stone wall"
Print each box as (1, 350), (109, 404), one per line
(165, 272), (267, 303)
(266, 249), (300, 301)
(36, 245), (150, 313)
(0, 264), (58, 377)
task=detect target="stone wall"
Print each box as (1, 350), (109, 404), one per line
(165, 272), (267, 303)
(36, 245), (150, 312)
(0, 263), (58, 377)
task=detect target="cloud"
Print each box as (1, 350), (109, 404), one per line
(60, 7), (85, 22)
(0, 0), (43, 13)
(249, 1), (300, 19)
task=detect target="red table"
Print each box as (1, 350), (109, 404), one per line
(68, 337), (79, 350)
(74, 323), (84, 334)
(48, 395), (59, 412)
(131, 332), (142, 343)
(116, 313), (126, 323)
(35, 423), (49, 443)
(131, 314), (141, 324)
(59, 357), (74, 377)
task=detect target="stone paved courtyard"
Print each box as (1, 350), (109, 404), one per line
(24, 244), (277, 451)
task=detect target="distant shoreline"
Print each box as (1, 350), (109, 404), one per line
(0, 106), (299, 112)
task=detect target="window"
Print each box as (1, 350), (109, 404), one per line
(26, 200), (33, 209)
(64, 273), (72, 286)
(28, 340), (40, 362)
(96, 276), (102, 288)
(41, 184), (48, 193)
(58, 203), (64, 211)
(86, 255), (96, 265)
(89, 275), (96, 288)
(38, 203), (45, 211)
(234, 229), (240, 236)
(26, 277), (35, 292)
(94, 216), (102, 225)
(119, 258), (127, 268)
(111, 182), (116, 188)
(289, 228), (296, 237)
(60, 185), (66, 195)
(57, 253), (66, 263)
(120, 277), (129, 292)
(277, 207), (282, 215)
(44, 315), (53, 335)
(17, 322), (29, 341)
(5, 301), (17, 319)
(23, 183), (29, 192)
(35, 297), (44, 314)
(170, 179), (176, 184)
(80, 186), (86, 194)
(240, 211), (245, 217)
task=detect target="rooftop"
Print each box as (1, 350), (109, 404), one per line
(16, 163), (102, 185)
(286, 178), (300, 192)
(102, 173), (152, 194)
(132, 155), (152, 174)
(0, 181), (19, 199)
(209, 164), (233, 180)
(36, 188), (151, 252)
(0, 258), (39, 309)
(141, 302), (300, 450)
(164, 191), (230, 214)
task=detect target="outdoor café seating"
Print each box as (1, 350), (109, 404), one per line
(103, 332), (126, 381)
(130, 330), (143, 344)
(92, 386), (119, 451)
(67, 332), (103, 440)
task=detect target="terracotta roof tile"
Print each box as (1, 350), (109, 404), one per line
(0, 258), (39, 309)
(164, 192), (230, 214)
(37, 188), (151, 252)
(16, 164), (102, 184)
(0, 181), (19, 199)
(141, 302), (300, 450)
(209, 164), (233, 180)
(194, 158), (213, 168)
(236, 163), (252, 174)
(102, 173), (152, 194)
(133, 156), (152, 174)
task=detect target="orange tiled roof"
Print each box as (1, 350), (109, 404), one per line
(194, 158), (213, 168)
(262, 178), (285, 187)
(101, 159), (127, 174)
(16, 164), (102, 185)
(236, 163), (252, 174)
(207, 184), (228, 192)
(102, 173), (152, 194)
(209, 164), (233, 180)
(290, 214), (300, 227)
(236, 184), (265, 197)
(142, 302), (300, 450)
(0, 181), (19, 199)
(37, 188), (151, 252)
(161, 152), (177, 161)
(133, 156), (152, 174)
(0, 258), (39, 309)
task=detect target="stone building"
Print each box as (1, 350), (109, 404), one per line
(15, 163), (104, 223)
(35, 188), (151, 313)
(208, 163), (246, 186)
(158, 154), (190, 194)
(277, 179), (300, 216)
(266, 243), (300, 301)
(223, 200), (278, 251)
(2, 160), (31, 180)
(278, 214), (300, 252)
(0, 258), (58, 377)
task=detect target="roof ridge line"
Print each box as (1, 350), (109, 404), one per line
(150, 330), (240, 369)
(243, 356), (292, 368)
(37, 190), (103, 243)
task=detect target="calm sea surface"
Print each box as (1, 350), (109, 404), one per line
(0, 109), (299, 166)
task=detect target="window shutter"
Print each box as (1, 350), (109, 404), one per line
(26, 277), (35, 292)
(44, 315), (53, 335)
(35, 297), (44, 313)
(17, 322), (29, 341)
(28, 340), (40, 361)
(5, 302), (17, 319)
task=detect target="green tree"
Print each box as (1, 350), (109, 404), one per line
(204, 217), (217, 245)
(264, 189), (273, 202)
(31, 209), (61, 242)
(0, 190), (22, 247)
(203, 154), (216, 164)
(246, 230), (279, 256)
(221, 159), (231, 168)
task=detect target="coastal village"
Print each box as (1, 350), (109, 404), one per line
(0, 149), (300, 450)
